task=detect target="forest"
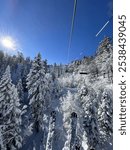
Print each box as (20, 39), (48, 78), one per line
(0, 37), (113, 150)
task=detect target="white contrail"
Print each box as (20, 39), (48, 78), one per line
(96, 20), (109, 37)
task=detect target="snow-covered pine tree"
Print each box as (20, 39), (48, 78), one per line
(0, 66), (22, 150)
(61, 90), (83, 150)
(70, 112), (78, 150)
(0, 127), (6, 150)
(52, 76), (60, 99)
(45, 73), (60, 110)
(62, 113), (82, 150)
(26, 53), (48, 132)
(83, 103), (99, 150)
(70, 112), (80, 150)
(43, 59), (48, 74)
(45, 111), (56, 150)
(44, 73), (54, 111)
(98, 89), (113, 140)
(62, 90), (82, 122)
(78, 85), (99, 149)
(17, 79), (24, 103)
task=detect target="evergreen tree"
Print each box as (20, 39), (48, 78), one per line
(62, 113), (82, 150)
(17, 79), (24, 103)
(83, 104), (99, 150)
(0, 66), (22, 150)
(78, 85), (99, 149)
(98, 90), (113, 140)
(61, 91), (82, 128)
(45, 111), (56, 150)
(26, 53), (48, 132)
(43, 59), (48, 73)
(0, 50), (5, 77)
(0, 127), (6, 150)
(44, 73), (53, 111)
(70, 112), (78, 150)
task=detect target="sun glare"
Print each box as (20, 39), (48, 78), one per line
(1, 36), (16, 50)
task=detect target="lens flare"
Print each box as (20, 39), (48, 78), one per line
(1, 36), (16, 50)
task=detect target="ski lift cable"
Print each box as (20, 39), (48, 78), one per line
(67, 0), (77, 63)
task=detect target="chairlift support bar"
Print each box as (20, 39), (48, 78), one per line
(80, 72), (88, 75)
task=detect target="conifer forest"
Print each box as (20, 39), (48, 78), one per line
(0, 37), (113, 150)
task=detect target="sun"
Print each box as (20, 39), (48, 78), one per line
(1, 36), (16, 51)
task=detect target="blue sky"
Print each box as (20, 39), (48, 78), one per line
(0, 0), (113, 64)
